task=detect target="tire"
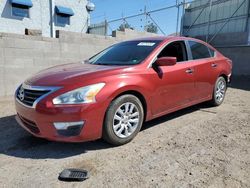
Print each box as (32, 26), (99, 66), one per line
(210, 76), (227, 106)
(103, 94), (144, 146)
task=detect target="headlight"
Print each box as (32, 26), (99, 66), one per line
(53, 83), (105, 105)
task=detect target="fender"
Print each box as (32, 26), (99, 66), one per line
(106, 84), (153, 121)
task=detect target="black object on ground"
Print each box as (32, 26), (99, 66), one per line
(58, 169), (89, 182)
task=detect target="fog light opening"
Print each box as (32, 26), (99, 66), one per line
(54, 121), (84, 137)
(54, 121), (84, 130)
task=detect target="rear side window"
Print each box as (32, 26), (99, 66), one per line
(189, 41), (211, 60)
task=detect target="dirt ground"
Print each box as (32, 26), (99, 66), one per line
(0, 76), (249, 188)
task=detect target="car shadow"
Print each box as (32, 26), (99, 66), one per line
(0, 115), (112, 159)
(0, 102), (213, 160)
(142, 102), (212, 131)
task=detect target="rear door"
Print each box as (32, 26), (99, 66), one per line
(187, 40), (218, 100)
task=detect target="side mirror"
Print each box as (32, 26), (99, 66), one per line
(155, 57), (177, 66)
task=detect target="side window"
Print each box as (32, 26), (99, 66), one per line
(55, 6), (74, 27)
(56, 15), (70, 26)
(12, 4), (30, 18)
(189, 41), (211, 60)
(158, 41), (187, 62)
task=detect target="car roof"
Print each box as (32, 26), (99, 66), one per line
(129, 36), (204, 43)
(127, 36), (218, 54)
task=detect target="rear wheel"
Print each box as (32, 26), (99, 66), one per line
(210, 76), (227, 106)
(103, 94), (144, 146)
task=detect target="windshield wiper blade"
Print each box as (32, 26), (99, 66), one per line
(94, 62), (130, 66)
(95, 63), (109, 65)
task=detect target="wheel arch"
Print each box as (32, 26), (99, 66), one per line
(102, 89), (149, 144)
(112, 90), (148, 122)
(219, 73), (228, 84)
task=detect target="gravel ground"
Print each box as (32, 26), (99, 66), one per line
(0, 77), (249, 188)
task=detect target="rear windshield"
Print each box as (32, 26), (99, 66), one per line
(88, 40), (161, 66)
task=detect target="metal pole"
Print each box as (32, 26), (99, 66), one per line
(104, 19), (108, 37)
(107, 4), (177, 24)
(206, 0), (213, 42)
(121, 12), (125, 30)
(144, 5), (147, 31)
(245, 0), (250, 44)
(180, 0), (186, 36)
(176, 0), (180, 35)
(49, 0), (54, 37)
(245, 0), (250, 31)
(147, 13), (166, 35)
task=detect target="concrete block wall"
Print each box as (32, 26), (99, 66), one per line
(112, 29), (159, 40)
(0, 29), (158, 97)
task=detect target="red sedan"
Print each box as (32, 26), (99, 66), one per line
(15, 36), (232, 145)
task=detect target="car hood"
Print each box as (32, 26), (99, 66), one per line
(25, 62), (126, 86)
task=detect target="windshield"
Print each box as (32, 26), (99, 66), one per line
(88, 40), (161, 65)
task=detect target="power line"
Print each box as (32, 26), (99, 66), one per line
(147, 13), (166, 35)
(107, 3), (181, 24)
(91, 0), (203, 35)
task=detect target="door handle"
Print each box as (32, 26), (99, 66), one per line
(185, 68), (194, 74)
(211, 63), (217, 68)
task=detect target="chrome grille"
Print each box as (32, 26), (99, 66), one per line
(16, 85), (51, 107)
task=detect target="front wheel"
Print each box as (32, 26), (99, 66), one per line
(210, 76), (227, 106)
(103, 94), (144, 146)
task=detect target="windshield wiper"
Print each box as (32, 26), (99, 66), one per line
(95, 63), (110, 65)
(95, 63), (123, 66)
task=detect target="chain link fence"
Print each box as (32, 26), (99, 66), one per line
(89, 0), (187, 36)
(89, 0), (250, 45)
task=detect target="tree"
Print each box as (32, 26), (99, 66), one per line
(145, 22), (158, 34)
(118, 22), (134, 31)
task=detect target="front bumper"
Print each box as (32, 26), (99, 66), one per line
(15, 98), (107, 142)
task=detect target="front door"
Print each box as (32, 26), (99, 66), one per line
(147, 41), (196, 117)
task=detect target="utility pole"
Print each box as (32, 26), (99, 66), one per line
(247, 0), (250, 44)
(180, 0), (186, 36)
(206, 0), (213, 42)
(176, 0), (180, 35)
(121, 12), (125, 30)
(144, 5), (147, 31)
(49, 0), (54, 37)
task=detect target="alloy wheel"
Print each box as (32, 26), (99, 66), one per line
(215, 79), (226, 103)
(113, 102), (140, 138)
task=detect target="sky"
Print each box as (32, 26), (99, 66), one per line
(90, 0), (184, 35)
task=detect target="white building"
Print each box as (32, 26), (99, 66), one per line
(0, 0), (93, 37)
